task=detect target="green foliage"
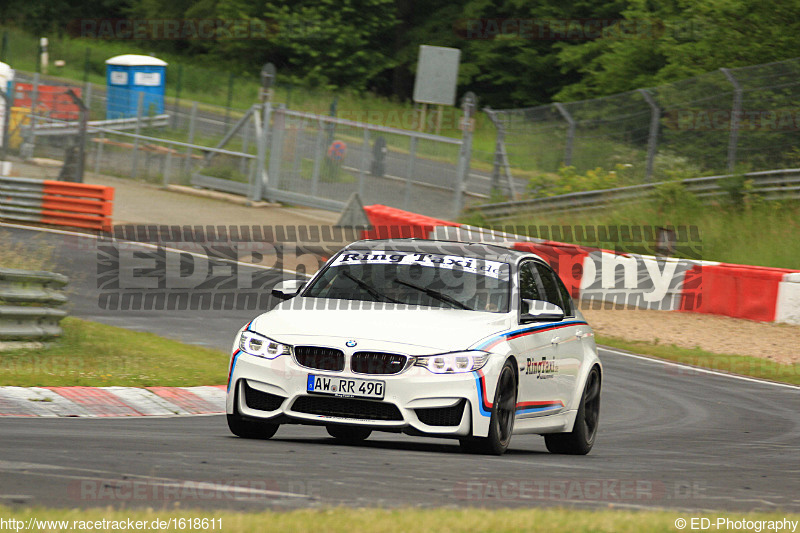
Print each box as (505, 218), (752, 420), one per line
(718, 173), (764, 208)
(527, 164), (637, 197)
(651, 180), (701, 213)
(4, 0), (800, 112)
(555, 0), (800, 100)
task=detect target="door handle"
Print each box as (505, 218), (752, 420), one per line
(550, 336), (561, 345)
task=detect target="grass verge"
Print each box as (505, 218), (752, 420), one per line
(0, 317), (229, 387)
(466, 199), (800, 269)
(597, 335), (800, 386)
(0, 506), (797, 532)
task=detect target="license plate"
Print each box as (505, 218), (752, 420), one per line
(306, 374), (385, 399)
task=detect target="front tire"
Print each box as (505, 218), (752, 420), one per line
(326, 425), (372, 443)
(545, 366), (601, 455)
(460, 359), (517, 456)
(227, 382), (279, 439)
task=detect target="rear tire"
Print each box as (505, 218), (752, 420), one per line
(545, 366), (600, 455)
(460, 359), (517, 456)
(227, 382), (279, 439)
(326, 425), (372, 443)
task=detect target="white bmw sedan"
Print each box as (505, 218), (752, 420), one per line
(226, 239), (601, 455)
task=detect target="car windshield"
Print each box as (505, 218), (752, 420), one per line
(303, 249), (511, 312)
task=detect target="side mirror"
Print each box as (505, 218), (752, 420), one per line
(520, 300), (565, 323)
(272, 279), (306, 300)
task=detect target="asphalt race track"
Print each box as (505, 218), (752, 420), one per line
(1, 224), (798, 512)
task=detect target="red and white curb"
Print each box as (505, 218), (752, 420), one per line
(0, 386), (226, 417)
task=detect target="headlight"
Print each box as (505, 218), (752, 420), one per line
(238, 330), (291, 359)
(414, 351), (490, 374)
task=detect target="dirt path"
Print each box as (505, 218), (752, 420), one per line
(582, 307), (800, 365)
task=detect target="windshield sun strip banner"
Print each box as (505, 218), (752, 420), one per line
(331, 250), (510, 280)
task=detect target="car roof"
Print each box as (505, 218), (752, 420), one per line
(342, 239), (540, 264)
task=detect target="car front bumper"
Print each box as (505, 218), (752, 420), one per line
(226, 350), (504, 438)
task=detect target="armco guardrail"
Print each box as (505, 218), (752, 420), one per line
(471, 168), (800, 222)
(0, 268), (69, 345)
(30, 114), (170, 137)
(0, 176), (114, 231)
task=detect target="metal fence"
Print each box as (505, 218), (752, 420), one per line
(263, 106), (472, 217)
(488, 56), (800, 193)
(0, 267), (68, 348)
(472, 168), (800, 223)
(2, 72), (481, 219)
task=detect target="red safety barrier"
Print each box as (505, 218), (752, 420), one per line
(40, 181), (114, 232)
(679, 264), (796, 322)
(14, 84), (82, 121)
(361, 205), (459, 240)
(357, 206), (800, 323)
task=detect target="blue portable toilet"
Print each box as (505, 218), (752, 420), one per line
(105, 54), (168, 119)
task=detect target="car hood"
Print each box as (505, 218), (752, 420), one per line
(249, 298), (512, 354)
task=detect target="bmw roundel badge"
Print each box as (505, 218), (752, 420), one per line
(346, 340), (357, 347)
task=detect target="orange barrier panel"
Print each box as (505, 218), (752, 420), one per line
(40, 181), (114, 232)
(13, 84), (82, 120)
(679, 264), (795, 322)
(361, 205), (459, 240)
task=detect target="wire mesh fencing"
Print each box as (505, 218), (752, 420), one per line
(488, 56), (800, 197)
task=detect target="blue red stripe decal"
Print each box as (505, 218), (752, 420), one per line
(472, 320), (587, 351)
(226, 349), (241, 393)
(472, 370), (564, 417)
(473, 369), (493, 417)
(227, 321), (253, 393)
(515, 400), (564, 415)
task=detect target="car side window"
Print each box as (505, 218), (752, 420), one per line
(518, 262), (541, 313)
(534, 262), (572, 315)
(554, 273), (575, 317)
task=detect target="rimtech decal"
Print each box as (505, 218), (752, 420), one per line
(526, 357), (558, 379)
(332, 250), (509, 279)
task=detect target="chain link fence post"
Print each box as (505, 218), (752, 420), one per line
(21, 73), (39, 160)
(182, 101), (197, 177)
(638, 88), (660, 182)
(553, 102), (575, 167)
(453, 91), (476, 219)
(266, 104), (285, 201)
(720, 68), (742, 172)
(130, 92), (144, 178)
(62, 89), (88, 183)
(0, 87), (10, 161)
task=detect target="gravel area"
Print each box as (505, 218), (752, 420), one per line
(583, 307), (800, 365)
